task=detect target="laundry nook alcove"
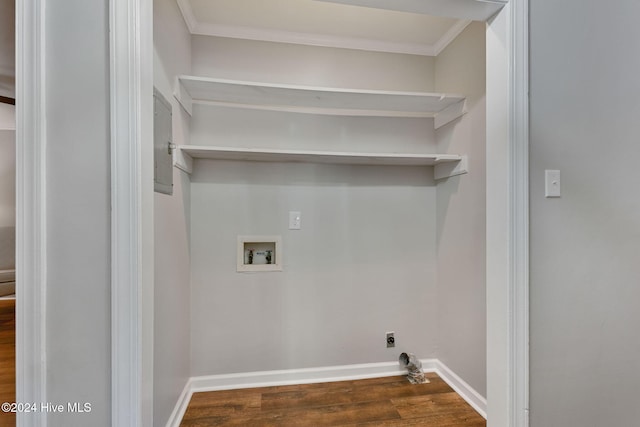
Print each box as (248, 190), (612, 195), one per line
(152, 0), (491, 425)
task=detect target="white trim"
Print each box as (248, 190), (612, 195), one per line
(165, 381), (193, 427)
(167, 359), (486, 427)
(109, 0), (154, 424)
(15, 0), (48, 425)
(435, 360), (487, 419)
(179, 145), (463, 167)
(191, 100), (446, 118)
(434, 99), (467, 129)
(173, 148), (193, 175)
(200, 360), (437, 391)
(314, 0), (507, 22)
(486, 6), (510, 426)
(486, 1), (529, 426)
(509, 0), (529, 425)
(432, 20), (472, 56)
(173, 76), (193, 115)
(434, 155), (469, 180)
(0, 269), (15, 283)
(176, 2), (473, 57)
(175, 75), (467, 119)
(191, 360), (431, 393)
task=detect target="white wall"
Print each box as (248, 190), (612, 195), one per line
(0, 129), (15, 271)
(190, 160), (438, 375)
(530, 1), (640, 425)
(45, 0), (111, 424)
(0, 0), (15, 99)
(0, 103), (15, 130)
(190, 107), (438, 154)
(192, 35), (436, 91)
(188, 37), (441, 376)
(434, 22), (486, 396)
(188, 38), (438, 157)
(153, 0), (191, 424)
(0, 105), (15, 271)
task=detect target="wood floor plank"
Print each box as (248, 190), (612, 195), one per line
(342, 414), (486, 427)
(182, 400), (401, 426)
(0, 299), (15, 427)
(252, 375), (408, 395)
(261, 376), (452, 411)
(180, 372), (485, 427)
(182, 391), (261, 421)
(392, 392), (486, 425)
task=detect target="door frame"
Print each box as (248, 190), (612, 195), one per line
(15, 0), (47, 425)
(16, 0), (529, 426)
(485, 2), (530, 426)
(109, 0), (154, 425)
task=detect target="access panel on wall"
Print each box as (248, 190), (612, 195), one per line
(153, 88), (173, 195)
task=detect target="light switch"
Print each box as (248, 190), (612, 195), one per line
(289, 211), (301, 230)
(545, 170), (561, 198)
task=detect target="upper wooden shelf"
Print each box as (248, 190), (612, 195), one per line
(174, 75), (466, 129)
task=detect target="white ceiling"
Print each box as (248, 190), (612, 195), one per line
(315, 0), (506, 22)
(177, 0), (471, 56)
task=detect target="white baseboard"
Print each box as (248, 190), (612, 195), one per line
(166, 358), (486, 427)
(165, 381), (193, 427)
(189, 359), (439, 393)
(433, 360), (487, 419)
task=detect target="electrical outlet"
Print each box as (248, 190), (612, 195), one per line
(386, 332), (395, 348)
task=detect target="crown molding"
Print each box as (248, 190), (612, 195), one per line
(314, 0), (506, 22)
(175, 0), (472, 57)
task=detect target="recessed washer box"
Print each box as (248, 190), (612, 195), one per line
(237, 236), (282, 272)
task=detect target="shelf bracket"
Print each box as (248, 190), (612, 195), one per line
(434, 99), (466, 129)
(434, 155), (468, 180)
(173, 147), (193, 174)
(173, 77), (193, 116)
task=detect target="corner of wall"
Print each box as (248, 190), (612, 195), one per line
(433, 21), (487, 397)
(152, 0), (193, 425)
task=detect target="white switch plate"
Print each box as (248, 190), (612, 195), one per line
(289, 211), (301, 230)
(545, 170), (561, 198)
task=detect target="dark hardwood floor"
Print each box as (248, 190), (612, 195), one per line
(0, 299), (15, 427)
(181, 372), (485, 426)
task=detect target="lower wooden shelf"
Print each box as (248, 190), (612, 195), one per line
(174, 145), (467, 180)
